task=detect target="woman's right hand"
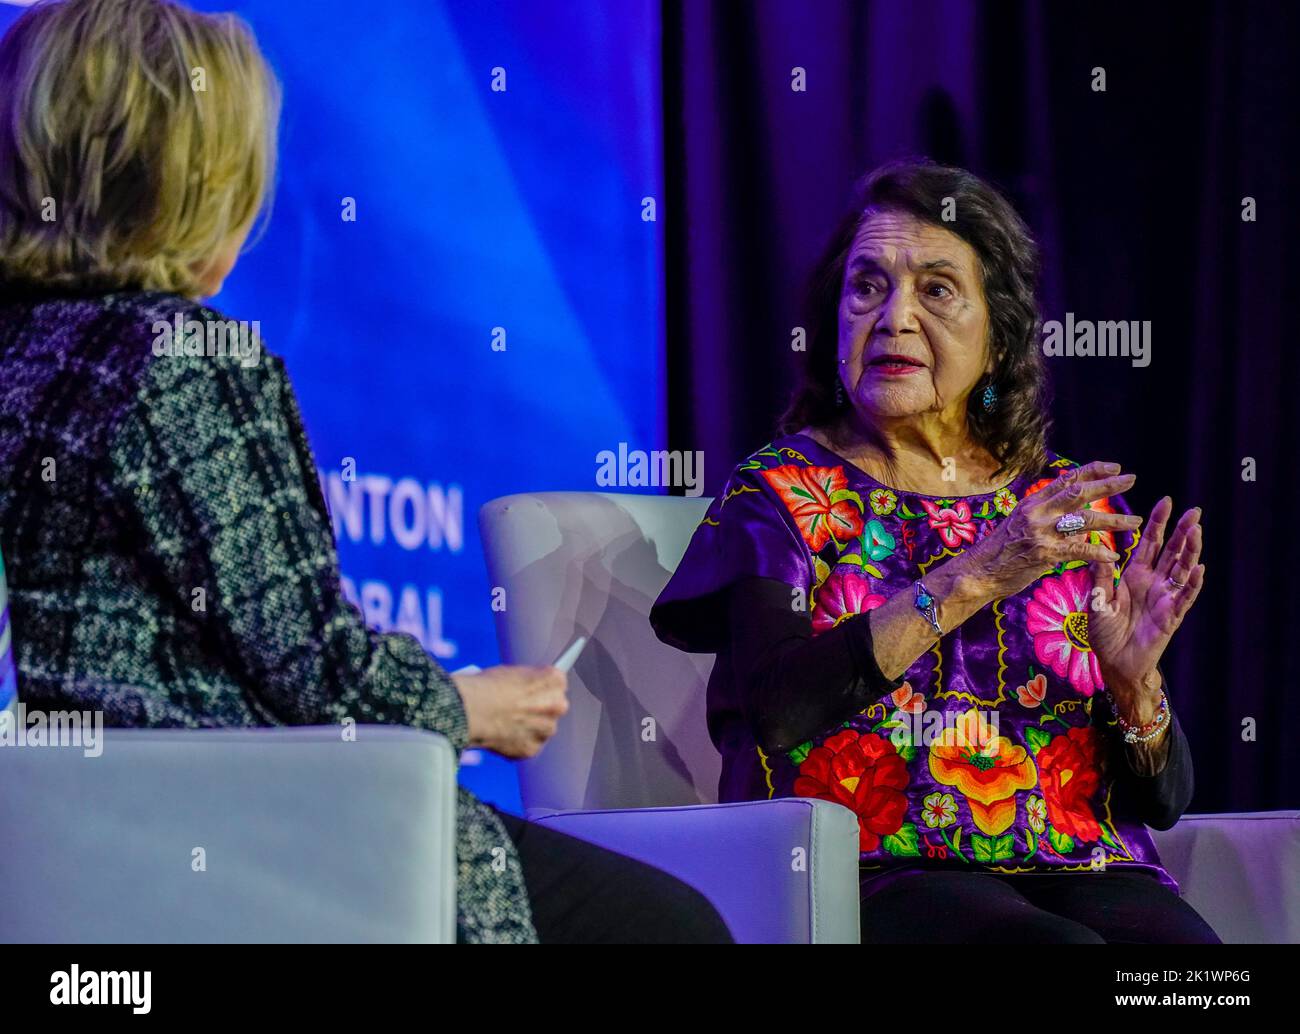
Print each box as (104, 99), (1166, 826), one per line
(451, 664), (569, 759)
(961, 461), (1143, 600)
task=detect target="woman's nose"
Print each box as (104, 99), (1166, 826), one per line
(874, 282), (922, 336)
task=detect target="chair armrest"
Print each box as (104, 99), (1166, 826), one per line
(534, 798), (860, 943)
(1149, 810), (1300, 944)
(0, 725), (458, 943)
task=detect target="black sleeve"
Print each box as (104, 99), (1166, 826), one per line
(1095, 677), (1194, 830)
(726, 575), (906, 755)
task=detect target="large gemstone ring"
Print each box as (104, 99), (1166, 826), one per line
(1054, 512), (1087, 534)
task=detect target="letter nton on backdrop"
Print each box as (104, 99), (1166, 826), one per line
(0, 0), (668, 810)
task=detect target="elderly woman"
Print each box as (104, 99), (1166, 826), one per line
(652, 159), (1220, 943)
(0, 0), (729, 944)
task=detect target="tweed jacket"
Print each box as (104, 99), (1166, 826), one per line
(0, 286), (535, 943)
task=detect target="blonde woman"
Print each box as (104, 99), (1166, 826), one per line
(0, 0), (730, 944)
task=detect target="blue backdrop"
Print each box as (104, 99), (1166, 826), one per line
(0, 0), (665, 811)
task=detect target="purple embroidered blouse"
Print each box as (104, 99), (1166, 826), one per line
(651, 432), (1189, 894)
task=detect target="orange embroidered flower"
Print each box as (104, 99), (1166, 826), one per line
(1016, 672), (1048, 707)
(761, 464), (864, 552)
(1036, 725), (1104, 843)
(1086, 494), (1118, 553)
(888, 682), (926, 714)
(929, 708), (1037, 836)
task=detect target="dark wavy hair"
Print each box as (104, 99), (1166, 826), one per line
(778, 157), (1051, 479)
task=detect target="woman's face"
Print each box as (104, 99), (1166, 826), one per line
(837, 208), (992, 426)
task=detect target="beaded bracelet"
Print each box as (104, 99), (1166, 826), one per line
(1105, 687), (1170, 744)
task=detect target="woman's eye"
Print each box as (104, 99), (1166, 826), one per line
(852, 279), (880, 297)
(925, 282), (954, 299)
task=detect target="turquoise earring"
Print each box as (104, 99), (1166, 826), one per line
(981, 382), (997, 412)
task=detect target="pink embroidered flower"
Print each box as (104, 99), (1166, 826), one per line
(1016, 672), (1048, 707)
(920, 499), (978, 548)
(811, 569), (886, 634)
(888, 682), (925, 714)
(1026, 569), (1103, 696)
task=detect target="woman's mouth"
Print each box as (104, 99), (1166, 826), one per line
(867, 354), (926, 376)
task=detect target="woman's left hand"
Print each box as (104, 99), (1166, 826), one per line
(1088, 496), (1204, 705)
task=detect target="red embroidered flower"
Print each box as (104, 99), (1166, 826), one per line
(1036, 725), (1104, 843)
(761, 464), (864, 552)
(919, 499), (978, 548)
(1023, 476), (1057, 499)
(793, 729), (909, 852)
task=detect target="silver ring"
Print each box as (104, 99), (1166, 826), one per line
(1054, 512), (1086, 534)
(1167, 576), (1187, 589)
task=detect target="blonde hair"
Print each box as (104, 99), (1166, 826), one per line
(0, 0), (280, 296)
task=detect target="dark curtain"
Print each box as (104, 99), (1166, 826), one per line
(662, 0), (1300, 811)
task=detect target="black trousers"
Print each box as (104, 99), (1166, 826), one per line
(492, 807), (734, 944)
(493, 808), (1221, 945)
(859, 868), (1223, 944)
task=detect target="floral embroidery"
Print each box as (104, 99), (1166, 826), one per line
(928, 708), (1038, 838)
(1026, 795), (1047, 834)
(811, 569), (886, 634)
(1023, 476), (1056, 499)
(812, 554), (831, 594)
(1026, 568), (1104, 696)
(761, 464), (863, 552)
(1015, 672), (1048, 707)
(862, 518), (896, 561)
(1086, 494), (1119, 553)
(919, 499), (978, 548)
(887, 682), (925, 715)
(793, 729), (910, 853)
(1035, 725), (1105, 846)
(869, 488), (898, 515)
(922, 791), (958, 828)
(716, 438), (1164, 887)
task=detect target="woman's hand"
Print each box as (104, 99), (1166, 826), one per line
(871, 461), (1141, 681)
(960, 461), (1143, 600)
(1089, 496), (1204, 706)
(451, 664), (569, 758)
